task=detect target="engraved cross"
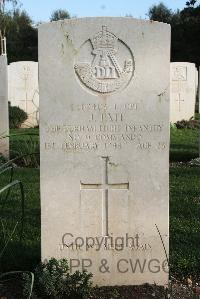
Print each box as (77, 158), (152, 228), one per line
(176, 93), (184, 112)
(80, 156), (129, 237)
(20, 68), (31, 113)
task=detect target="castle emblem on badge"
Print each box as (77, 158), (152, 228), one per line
(74, 26), (134, 94)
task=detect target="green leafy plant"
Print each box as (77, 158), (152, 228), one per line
(32, 258), (93, 299)
(22, 272), (35, 298)
(92, 287), (120, 299)
(0, 271), (34, 299)
(9, 102), (28, 129)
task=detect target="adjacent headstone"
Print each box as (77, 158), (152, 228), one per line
(195, 67), (198, 97)
(8, 61), (39, 128)
(198, 66), (200, 113)
(170, 62), (196, 123)
(0, 55), (9, 158)
(195, 67), (198, 112)
(39, 18), (170, 286)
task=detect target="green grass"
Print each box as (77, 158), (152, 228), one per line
(9, 128), (39, 167)
(170, 113), (200, 162)
(10, 128), (39, 141)
(195, 113), (200, 121)
(170, 127), (199, 162)
(0, 168), (40, 272)
(170, 165), (200, 278)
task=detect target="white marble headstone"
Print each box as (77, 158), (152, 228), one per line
(0, 55), (9, 158)
(195, 67), (198, 97)
(8, 61), (39, 128)
(39, 18), (170, 286)
(199, 66), (200, 113)
(170, 62), (196, 123)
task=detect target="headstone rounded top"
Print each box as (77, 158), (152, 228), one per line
(39, 16), (171, 29)
(9, 61), (38, 67)
(171, 62), (196, 65)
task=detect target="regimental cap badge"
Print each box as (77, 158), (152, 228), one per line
(74, 25), (134, 94)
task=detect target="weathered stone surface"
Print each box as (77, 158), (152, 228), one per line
(195, 67), (198, 96)
(170, 62), (196, 123)
(198, 66), (200, 113)
(8, 61), (39, 128)
(195, 67), (198, 113)
(0, 55), (9, 158)
(39, 17), (170, 286)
